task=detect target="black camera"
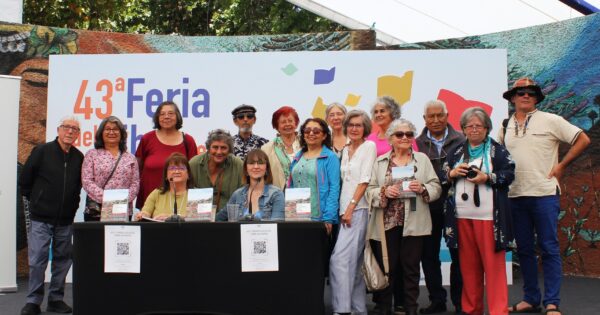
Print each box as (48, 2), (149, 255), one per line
(466, 165), (479, 179)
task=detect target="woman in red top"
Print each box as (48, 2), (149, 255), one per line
(135, 101), (198, 209)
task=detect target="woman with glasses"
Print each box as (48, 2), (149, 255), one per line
(261, 106), (302, 189)
(288, 117), (340, 235)
(443, 107), (515, 315)
(135, 153), (194, 221)
(325, 102), (348, 156)
(367, 118), (441, 315)
(329, 110), (377, 315)
(135, 101), (198, 209)
(82, 116), (140, 221)
(216, 149), (284, 221)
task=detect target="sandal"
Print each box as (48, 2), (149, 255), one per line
(509, 302), (542, 313)
(544, 306), (561, 314)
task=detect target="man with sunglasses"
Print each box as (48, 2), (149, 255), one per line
(19, 116), (84, 315)
(415, 100), (465, 315)
(500, 78), (590, 315)
(231, 104), (268, 159)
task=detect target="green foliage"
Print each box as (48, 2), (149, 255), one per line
(23, 0), (344, 36)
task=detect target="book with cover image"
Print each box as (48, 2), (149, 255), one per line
(186, 188), (215, 222)
(284, 187), (312, 221)
(100, 189), (129, 222)
(391, 164), (417, 199)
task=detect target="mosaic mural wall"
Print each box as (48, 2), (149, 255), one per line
(386, 13), (600, 276)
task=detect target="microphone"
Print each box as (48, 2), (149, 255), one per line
(165, 177), (185, 222)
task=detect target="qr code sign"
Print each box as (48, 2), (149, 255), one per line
(252, 240), (267, 255)
(116, 242), (130, 256)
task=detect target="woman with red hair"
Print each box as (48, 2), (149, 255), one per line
(261, 106), (302, 189)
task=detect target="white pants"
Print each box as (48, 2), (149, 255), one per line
(329, 208), (369, 315)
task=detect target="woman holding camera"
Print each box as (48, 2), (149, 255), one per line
(443, 107), (515, 315)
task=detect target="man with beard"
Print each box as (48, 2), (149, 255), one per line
(231, 104), (268, 159)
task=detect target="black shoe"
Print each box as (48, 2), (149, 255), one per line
(375, 303), (392, 315)
(47, 300), (73, 313)
(420, 301), (447, 314)
(394, 305), (406, 314)
(21, 303), (41, 315)
(406, 308), (418, 315)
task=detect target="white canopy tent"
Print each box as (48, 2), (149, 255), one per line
(288, 0), (600, 45)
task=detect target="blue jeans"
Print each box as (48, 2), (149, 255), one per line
(27, 220), (73, 305)
(511, 195), (561, 307)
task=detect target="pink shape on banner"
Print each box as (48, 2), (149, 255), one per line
(437, 89), (493, 131)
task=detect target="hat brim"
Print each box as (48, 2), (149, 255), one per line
(502, 85), (545, 103)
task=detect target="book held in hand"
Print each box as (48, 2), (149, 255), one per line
(284, 188), (312, 221)
(101, 189), (129, 222)
(186, 188), (215, 222)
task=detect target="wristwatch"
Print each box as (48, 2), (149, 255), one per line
(350, 199), (357, 205)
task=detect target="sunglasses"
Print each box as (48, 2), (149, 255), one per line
(515, 89), (537, 97)
(303, 127), (323, 135)
(392, 131), (414, 139)
(235, 113), (255, 120)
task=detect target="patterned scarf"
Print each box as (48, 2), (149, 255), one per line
(274, 136), (293, 181)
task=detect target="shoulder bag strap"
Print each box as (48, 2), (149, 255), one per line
(102, 152), (123, 189)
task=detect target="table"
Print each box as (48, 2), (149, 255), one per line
(73, 222), (328, 315)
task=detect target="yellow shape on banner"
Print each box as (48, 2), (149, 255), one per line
(311, 97), (326, 119)
(377, 71), (414, 106)
(344, 94), (361, 107)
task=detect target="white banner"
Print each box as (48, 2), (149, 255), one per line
(0, 75), (20, 292)
(48, 50), (508, 154)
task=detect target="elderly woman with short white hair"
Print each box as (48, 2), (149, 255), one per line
(443, 107), (515, 315)
(366, 118), (441, 315)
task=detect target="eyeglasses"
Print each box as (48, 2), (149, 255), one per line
(235, 113), (255, 120)
(248, 160), (266, 166)
(515, 89), (537, 97)
(392, 131), (414, 139)
(167, 165), (187, 171)
(104, 128), (120, 134)
(60, 125), (80, 133)
(347, 123), (364, 129)
(464, 124), (486, 131)
(303, 127), (323, 135)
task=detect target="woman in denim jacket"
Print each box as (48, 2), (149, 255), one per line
(216, 149), (284, 221)
(288, 118), (341, 235)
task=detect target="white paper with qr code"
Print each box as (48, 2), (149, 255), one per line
(240, 224), (279, 272)
(104, 225), (141, 273)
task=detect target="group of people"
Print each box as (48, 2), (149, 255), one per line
(18, 77), (589, 315)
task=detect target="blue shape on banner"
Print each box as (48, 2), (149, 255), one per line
(281, 63), (298, 76)
(314, 67), (336, 85)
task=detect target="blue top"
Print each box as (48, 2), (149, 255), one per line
(216, 184), (285, 221)
(290, 156), (319, 217)
(288, 146), (340, 224)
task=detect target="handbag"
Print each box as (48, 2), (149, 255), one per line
(84, 153), (123, 219)
(362, 208), (389, 291)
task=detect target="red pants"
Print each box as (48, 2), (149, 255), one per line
(458, 219), (508, 315)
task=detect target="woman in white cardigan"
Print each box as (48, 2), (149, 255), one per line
(366, 118), (441, 315)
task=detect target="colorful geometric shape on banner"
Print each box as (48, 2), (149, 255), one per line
(281, 63), (298, 76)
(345, 93), (361, 107)
(437, 89), (493, 130)
(314, 67), (335, 85)
(377, 71), (413, 106)
(312, 96), (326, 119)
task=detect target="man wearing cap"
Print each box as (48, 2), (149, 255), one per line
(416, 100), (464, 315)
(231, 104), (268, 159)
(500, 78), (590, 315)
